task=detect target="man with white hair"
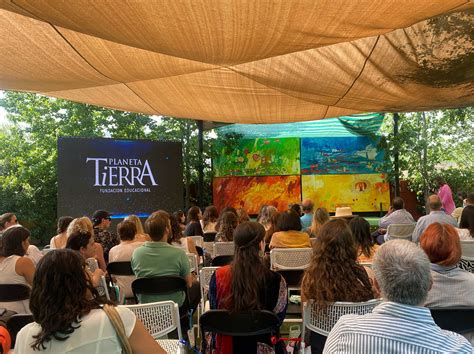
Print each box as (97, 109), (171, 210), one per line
(323, 240), (472, 353)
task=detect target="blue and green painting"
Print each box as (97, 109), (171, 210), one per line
(300, 136), (384, 175)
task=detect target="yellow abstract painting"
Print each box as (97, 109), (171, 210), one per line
(302, 174), (390, 212)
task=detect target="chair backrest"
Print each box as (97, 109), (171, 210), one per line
(85, 258), (110, 300)
(276, 270), (304, 289)
(386, 223), (415, 241)
(0, 284), (30, 302)
(213, 242), (234, 258)
(187, 253), (199, 273)
(199, 267), (220, 303)
(189, 236), (204, 248)
(132, 276), (189, 310)
(107, 261), (134, 276)
(303, 299), (382, 336)
(7, 314), (34, 348)
(211, 255), (233, 266)
(270, 248), (313, 270)
(203, 233), (217, 242)
(429, 307), (474, 334)
(123, 300), (183, 339)
(203, 242), (214, 255)
(460, 240), (474, 260)
(200, 310), (280, 337)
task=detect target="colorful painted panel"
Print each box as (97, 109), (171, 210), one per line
(301, 174), (390, 212)
(213, 176), (301, 214)
(214, 138), (300, 177)
(300, 136), (384, 175)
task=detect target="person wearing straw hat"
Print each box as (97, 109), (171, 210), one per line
(331, 207), (356, 220)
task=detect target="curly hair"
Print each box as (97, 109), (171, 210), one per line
(29, 249), (110, 350)
(216, 211), (238, 241)
(168, 214), (184, 244)
(301, 219), (373, 307)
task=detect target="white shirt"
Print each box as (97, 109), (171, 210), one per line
(16, 307), (136, 354)
(0, 255), (31, 314)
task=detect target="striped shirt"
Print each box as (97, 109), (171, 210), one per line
(323, 301), (472, 353)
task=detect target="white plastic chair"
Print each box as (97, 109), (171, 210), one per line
(459, 240), (474, 272)
(85, 257), (110, 300)
(199, 266), (220, 311)
(123, 300), (185, 353)
(189, 236), (203, 248)
(270, 248), (313, 270)
(386, 223), (415, 242)
(301, 299), (382, 350)
(41, 246), (52, 255)
(186, 253), (199, 273)
(212, 242), (234, 258)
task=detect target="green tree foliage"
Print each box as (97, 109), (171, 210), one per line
(0, 92), (213, 244)
(381, 108), (473, 205)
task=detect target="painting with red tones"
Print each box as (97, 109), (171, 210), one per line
(213, 176), (301, 214)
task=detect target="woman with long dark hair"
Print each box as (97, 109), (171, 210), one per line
(301, 219), (377, 353)
(184, 206), (204, 236)
(0, 226), (35, 313)
(215, 211), (238, 242)
(458, 205), (474, 240)
(208, 222), (287, 353)
(168, 214), (199, 258)
(15, 249), (165, 353)
(201, 205), (219, 233)
(349, 216), (378, 263)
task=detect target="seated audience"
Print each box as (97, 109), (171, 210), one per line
(68, 217), (106, 271)
(174, 210), (186, 231)
(257, 205), (278, 230)
(290, 203), (303, 217)
(124, 214), (150, 242)
(168, 214), (198, 258)
(452, 192), (474, 223)
(215, 211), (238, 242)
(457, 205), (474, 240)
(0, 213), (42, 265)
(236, 207), (250, 223)
(0, 212), (18, 235)
(66, 227), (105, 288)
(49, 216), (74, 249)
(131, 211), (200, 311)
(302, 219), (376, 353)
(0, 226), (35, 313)
(308, 207), (329, 237)
(420, 223), (474, 307)
(264, 210), (280, 251)
(15, 249), (165, 354)
(208, 222), (287, 353)
(269, 209), (311, 249)
(108, 221), (145, 300)
(184, 206), (204, 236)
(349, 216), (379, 264)
(201, 205), (219, 233)
(323, 240), (472, 353)
(92, 209), (120, 263)
(412, 195), (457, 243)
(300, 199), (315, 230)
(374, 197), (414, 244)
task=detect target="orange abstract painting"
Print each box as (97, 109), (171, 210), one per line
(213, 176), (301, 214)
(302, 174), (390, 212)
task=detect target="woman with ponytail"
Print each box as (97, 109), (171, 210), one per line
(208, 221), (287, 353)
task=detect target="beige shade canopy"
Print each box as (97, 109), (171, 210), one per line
(0, 1), (473, 123)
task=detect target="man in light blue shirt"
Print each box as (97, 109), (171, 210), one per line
(324, 240), (472, 353)
(300, 199), (314, 230)
(412, 195), (457, 242)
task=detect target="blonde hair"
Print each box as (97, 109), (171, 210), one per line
(124, 215), (145, 234)
(309, 207), (330, 236)
(66, 217), (93, 237)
